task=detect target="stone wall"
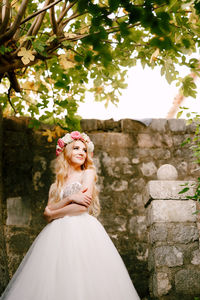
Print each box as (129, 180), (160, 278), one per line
(1, 116), (200, 299)
(147, 165), (200, 299)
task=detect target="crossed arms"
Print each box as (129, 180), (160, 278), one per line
(43, 169), (95, 222)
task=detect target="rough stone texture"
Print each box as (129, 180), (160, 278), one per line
(191, 249), (200, 265)
(6, 197), (31, 226)
(169, 224), (199, 244)
(149, 224), (168, 243)
(157, 164), (178, 180)
(1, 117), (200, 299)
(153, 272), (172, 296)
(140, 162), (157, 177)
(148, 180), (197, 200)
(147, 200), (196, 225)
(168, 119), (186, 132)
(175, 269), (200, 294)
(149, 119), (167, 132)
(154, 246), (183, 267)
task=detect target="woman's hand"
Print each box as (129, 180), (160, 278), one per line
(70, 188), (92, 207)
(43, 206), (53, 223)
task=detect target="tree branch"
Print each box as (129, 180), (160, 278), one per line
(57, 0), (78, 24)
(0, 2), (2, 25)
(7, 71), (21, 92)
(20, 0), (62, 25)
(0, 0), (29, 44)
(50, 0), (58, 34)
(31, 0), (51, 36)
(7, 86), (17, 114)
(0, 0), (10, 35)
(61, 11), (87, 28)
(0, 57), (39, 74)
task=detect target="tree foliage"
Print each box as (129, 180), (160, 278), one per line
(0, 0), (200, 129)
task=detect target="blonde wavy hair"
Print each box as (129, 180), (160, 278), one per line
(49, 140), (100, 217)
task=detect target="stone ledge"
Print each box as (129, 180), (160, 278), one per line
(168, 119), (186, 132)
(147, 200), (197, 225)
(150, 119), (167, 132)
(148, 180), (197, 200)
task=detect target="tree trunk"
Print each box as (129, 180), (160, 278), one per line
(0, 106), (9, 295)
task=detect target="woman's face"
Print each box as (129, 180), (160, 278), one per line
(70, 140), (87, 167)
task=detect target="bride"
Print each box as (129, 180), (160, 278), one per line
(1, 131), (140, 300)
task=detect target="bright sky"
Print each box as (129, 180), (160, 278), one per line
(77, 63), (200, 121)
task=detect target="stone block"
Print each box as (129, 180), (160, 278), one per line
(149, 224), (167, 243)
(168, 119), (186, 132)
(110, 180), (128, 192)
(6, 197), (31, 226)
(151, 149), (171, 160)
(150, 119), (167, 132)
(129, 193), (144, 210)
(162, 134), (173, 147)
(130, 178), (146, 192)
(132, 158), (140, 164)
(80, 119), (98, 131)
(121, 119), (146, 132)
(137, 134), (154, 148)
(176, 161), (188, 176)
(140, 162), (157, 177)
(103, 119), (121, 131)
(148, 180), (196, 200)
(155, 246), (183, 267)
(129, 216), (147, 240)
(175, 269), (200, 294)
(89, 132), (136, 152)
(114, 216), (127, 232)
(147, 200), (196, 225)
(169, 224), (199, 244)
(153, 272), (172, 296)
(191, 249), (200, 265)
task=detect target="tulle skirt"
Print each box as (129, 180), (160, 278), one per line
(1, 212), (140, 300)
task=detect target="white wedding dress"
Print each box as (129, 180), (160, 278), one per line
(1, 182), (140, 300)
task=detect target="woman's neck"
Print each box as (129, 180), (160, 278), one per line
(68, 165), (82, 175)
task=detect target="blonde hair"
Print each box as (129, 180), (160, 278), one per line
(49, 140), (100, 217)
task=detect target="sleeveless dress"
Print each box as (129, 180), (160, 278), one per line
(1, 182), (140, 300)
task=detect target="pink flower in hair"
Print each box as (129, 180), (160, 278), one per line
(57, 138), (65, 148)
(56, 148), (63, 156)
(70, 131), (82, 140)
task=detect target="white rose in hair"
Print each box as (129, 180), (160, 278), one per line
(81, 133), (90, 143)
(62, 134), (73, 144)
(87, 141), (94, 153)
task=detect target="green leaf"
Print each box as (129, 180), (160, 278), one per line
(177, 111), (183, 119)
(178, 187), (190, 194)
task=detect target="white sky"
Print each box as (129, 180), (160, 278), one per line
(77, 63), (200, 121)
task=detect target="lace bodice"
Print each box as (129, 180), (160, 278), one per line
(61, 181), (82, 199)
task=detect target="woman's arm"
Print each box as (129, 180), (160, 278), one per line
(48, 196), (72, 210)
(47, 183), (72, 210)
(44, 203), (87, 222)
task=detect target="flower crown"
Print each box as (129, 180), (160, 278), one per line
(56, 131), (94, 156)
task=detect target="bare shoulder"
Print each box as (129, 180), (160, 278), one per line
(49, 182), (56, 194)
(84, 168), (95, 177)
(82, 168), (95, 184)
